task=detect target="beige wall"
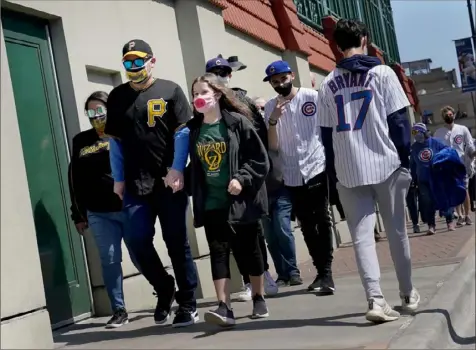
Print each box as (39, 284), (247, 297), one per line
(310, 67), (328, 89)
(222, 27), (283, 100)
(0, 28), (54, 348)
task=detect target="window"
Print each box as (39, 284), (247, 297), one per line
(294, 0), (326, 30)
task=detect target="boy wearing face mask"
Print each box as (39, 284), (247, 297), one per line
(410, 123), (451, 233)
(264, 60), (336, 295)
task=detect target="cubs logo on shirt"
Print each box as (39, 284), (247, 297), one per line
(454, 135), (463, 145)
(418, 148), (433, 162)
(301, 101), (316, 117)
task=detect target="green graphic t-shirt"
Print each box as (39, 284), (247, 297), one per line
(196, 120), (230, 211)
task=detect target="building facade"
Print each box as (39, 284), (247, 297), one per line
(0, 0), (416, 348)
(404, 58), (476, 136)
(294, 0), (401, 64)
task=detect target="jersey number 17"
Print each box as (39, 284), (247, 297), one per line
(335, 90), (373, 132)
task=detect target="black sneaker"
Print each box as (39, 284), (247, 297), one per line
(251, 294), (269, 319)
(289, 275), (303, 286)
(106, 308), (129, 328)
(315, 275), (335, 295)
(275, 279), (289, 287)
(204, 302), (236, 327)
(172, 308), (199, 328)
(154, 276), (176, 325)
(307, 275), (320, 291)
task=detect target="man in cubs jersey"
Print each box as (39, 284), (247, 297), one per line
(317, 19), (419, 323)
(263, 60), (335, 295)
(434, 105), (476, 226)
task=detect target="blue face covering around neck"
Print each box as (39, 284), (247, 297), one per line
(414, 133), (426, 143)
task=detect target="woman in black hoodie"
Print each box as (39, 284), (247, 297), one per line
(68, 91), (138, 329)
(186, 73), (270, 327)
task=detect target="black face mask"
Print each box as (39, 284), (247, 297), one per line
(444, 116), (454, 124)
(273, 82), (293, 96)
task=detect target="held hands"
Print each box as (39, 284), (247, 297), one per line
(269, 97), (290, 122)
(113, 181), (125, 200)
(163, 169), (184, 193)
(228, 179), (242, 196)
(75, 222), (88, 235)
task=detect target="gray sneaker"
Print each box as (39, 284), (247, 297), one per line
(366, 297), (400, 323)
(465, 216), (473, 225)
(457, 217), (465, 227)
(400, 288), (420, 312)
(413, 224), (421, 233)
(251, 295), (269, 319)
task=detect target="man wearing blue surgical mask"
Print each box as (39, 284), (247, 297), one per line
(104, 39), (198, 328)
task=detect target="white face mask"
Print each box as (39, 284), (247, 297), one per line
(216, 75), (230, 87)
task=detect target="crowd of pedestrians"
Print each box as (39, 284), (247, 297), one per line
(67, 19), (475, 329)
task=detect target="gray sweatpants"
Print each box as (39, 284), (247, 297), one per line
(337, 167), (413, 300)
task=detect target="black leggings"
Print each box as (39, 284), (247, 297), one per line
(243, 225), (269, 285)
(203, 209), (265, 280)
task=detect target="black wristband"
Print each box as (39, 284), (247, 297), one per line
(269, 119), (278, 126)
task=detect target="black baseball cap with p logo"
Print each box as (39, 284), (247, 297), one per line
(122, 39), (153, 59)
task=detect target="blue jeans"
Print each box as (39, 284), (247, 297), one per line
(87, 210), (139, 311)
(123, 187), (197, 310)
(262, 186), (300, 281)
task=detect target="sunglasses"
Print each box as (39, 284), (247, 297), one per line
(411, 129), (419, 136)
(86, 106), (107, 118)
(123, 58), (147, 70)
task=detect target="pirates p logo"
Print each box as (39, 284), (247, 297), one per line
(128, 41), (135, 51)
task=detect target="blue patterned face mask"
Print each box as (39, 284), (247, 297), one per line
(414, 132), (425, 143)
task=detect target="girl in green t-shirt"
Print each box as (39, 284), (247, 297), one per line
(186, 73), (270, 327)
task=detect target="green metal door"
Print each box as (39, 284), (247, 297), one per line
(2, 11), (91, 327)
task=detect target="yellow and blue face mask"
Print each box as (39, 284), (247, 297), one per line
(123, 57), (150, 83)
(86, 106), (107, 136)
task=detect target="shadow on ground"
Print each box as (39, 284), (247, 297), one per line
(54, 310), (373, 347)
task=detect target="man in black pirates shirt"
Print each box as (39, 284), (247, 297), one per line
(105, 39), (198, 328)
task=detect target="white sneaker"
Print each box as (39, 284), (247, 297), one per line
(365, 297), (400, 323)
(237, 283), (252, 302)
(264, 271), (279, 296)
(400, 288), (420, 312)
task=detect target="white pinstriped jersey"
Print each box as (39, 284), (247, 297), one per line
(434, 124), (475, 161)
(264, 88), (326, 187)
(317, 64), (410, 188)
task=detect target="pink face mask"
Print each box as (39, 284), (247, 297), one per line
(193, 95), (217, 114)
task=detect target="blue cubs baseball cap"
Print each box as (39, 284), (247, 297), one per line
(263, 60), (292, 82)
(205, 57), (232, 74)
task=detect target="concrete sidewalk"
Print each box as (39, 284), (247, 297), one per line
(54, 215), (475, 349)
(54, 262), (469, 349)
